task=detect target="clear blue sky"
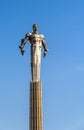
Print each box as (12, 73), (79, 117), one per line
(0, 0), (84, 130)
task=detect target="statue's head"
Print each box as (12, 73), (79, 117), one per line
(32, 24), (38, 33)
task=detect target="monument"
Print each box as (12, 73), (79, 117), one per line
(19, 24), (48, 130)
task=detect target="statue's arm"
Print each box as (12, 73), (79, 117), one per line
(19, 33), (30, 55)
(42, 36), (48, 57)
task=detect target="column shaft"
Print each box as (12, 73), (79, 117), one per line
(30, 81), (43, 130)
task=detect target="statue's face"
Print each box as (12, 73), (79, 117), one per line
(33, 24), (38, 32)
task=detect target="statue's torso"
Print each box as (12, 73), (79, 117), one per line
(28, 33), (44, 47)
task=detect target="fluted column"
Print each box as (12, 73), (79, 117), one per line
(30, 81), (43, 130)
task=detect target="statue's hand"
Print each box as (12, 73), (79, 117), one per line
(43, 50), (48, 57)
(21, 48), (25, 55)
(19, 46), (25, 55)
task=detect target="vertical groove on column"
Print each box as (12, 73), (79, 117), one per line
(37, 82), (39, 130)
(32, 84), (35, 130)
(38, 82), (40, 130)
(40, 81), (42, 130)
(39, 82), (42, 130)
(35, 82), (37, 130)
(34, 82), (36, 130)
(30, 83), (33, 130)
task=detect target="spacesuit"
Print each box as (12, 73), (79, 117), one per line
(19, 24), (48, 81)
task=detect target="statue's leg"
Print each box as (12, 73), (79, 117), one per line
(36, 48), (41, 81)
(31, 45), (37, 81)
(31, 46), (34, 81)
(31, 45), (41, 82)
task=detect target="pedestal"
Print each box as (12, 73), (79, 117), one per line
(30, 81), (43, 130)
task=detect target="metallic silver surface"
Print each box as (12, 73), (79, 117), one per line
(19, 24), (48, 81)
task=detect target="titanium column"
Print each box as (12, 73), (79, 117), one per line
(19, 24), (48, 130)
(30, 81), (42, 130)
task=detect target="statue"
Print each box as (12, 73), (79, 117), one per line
(19, 24), (48, 81)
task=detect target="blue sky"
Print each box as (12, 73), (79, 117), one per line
(0, 0), (84, 130)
